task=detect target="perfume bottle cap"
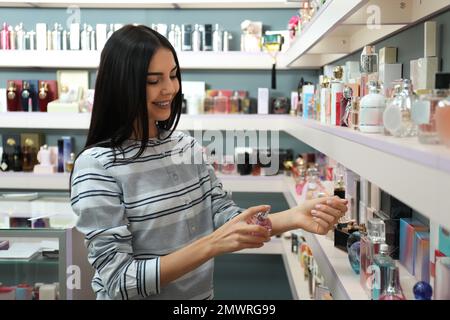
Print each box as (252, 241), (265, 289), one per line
(367, 218), (385, 242)
(333, 66), (344, 80)
(379, 243), (389, 254)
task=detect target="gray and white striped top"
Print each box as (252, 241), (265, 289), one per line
(70, 131), (243, 300)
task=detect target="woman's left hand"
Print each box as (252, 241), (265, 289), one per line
(294, 196), (348, 235)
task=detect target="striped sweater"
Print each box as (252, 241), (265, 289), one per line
(70, 131), (243, 300)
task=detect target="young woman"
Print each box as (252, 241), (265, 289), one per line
(70, 25), (348, 300)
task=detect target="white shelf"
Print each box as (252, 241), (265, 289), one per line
(283, 177), (369, 300)
(280, 0), (450, 68)
(0, 172), (71, 190)
(0, 50), (303, 70)
(288, 118), (450, 231)
(0, 113), (295, 130)
(0, 171), (285, 192)
(0, 0), (300, 9)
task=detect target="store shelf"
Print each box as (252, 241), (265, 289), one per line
(280, 236), (311, 300)
(288, 119), (450, 231)
(0, 172), (71, 190)
(0, 50), (302, 70)
(280, 0), (450, 68)
(0, 113), (295, 130)
(0, 171), (285, 193)
(0, 0), (300, 9)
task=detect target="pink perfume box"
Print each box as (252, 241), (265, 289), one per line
(399, 218), (428, 275)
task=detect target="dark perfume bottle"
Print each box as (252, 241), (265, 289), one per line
(21, 80), (31, 111)
(334, 174), (346, 199)
(22, 145), (34, 172)
(203, 24), (213, 51)
(12, 145), (23, 172)
(181, 24), (192, 51)
(0, 150), (10, 172)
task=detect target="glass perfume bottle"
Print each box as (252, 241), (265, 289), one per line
(360, 45), (378, 97)
(414, 89), (450, 144)
(342, 86), (353, 127)
(302, 167), (327, 200)
(12, 145), (22, 172)
(348, 240), (361, 275)
(334, 174), (346, 199)
(360, 218), (385, 296)
(65, 152), (75, 173)
(372, 243), (395, 300)
(359, 81), (385, 133)
(319, 76), (331, 124)
(191, 24), (201, 52)
(22, 146), (34, 172)
(350, 97), (360, 130)
(1, 22), (11, 50)
(379, 266), (406, 300)
(331, 66), (345, 126)
(436, 95), (450, 148)
(295, 168), (307, 196)
(383, 79), (417, 137)
(230, 91), (241, 114)
(247, 209), (272, 236)
(213, 91), (228, 114)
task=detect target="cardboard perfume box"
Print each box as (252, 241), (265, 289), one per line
(6, 80), (22, 111)
(56, 70), (89, 98)
(379, 47), (398, 64)
(414, 231), (430, 283)
(257, 88), (269, 114)
(399, 218), (429, 275)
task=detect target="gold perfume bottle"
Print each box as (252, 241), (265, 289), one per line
(38, 81), (48, 99)
(7, 81), (17, 100)
(65, 152), (75, 173)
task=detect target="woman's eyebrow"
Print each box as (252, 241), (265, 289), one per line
(147, 66), (178, 76)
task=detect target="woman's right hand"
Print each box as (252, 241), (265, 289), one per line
(207, 205), (272, 256)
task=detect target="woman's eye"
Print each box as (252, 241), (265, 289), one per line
(170, 75), (177, 79)
(147, 80), (158, 85)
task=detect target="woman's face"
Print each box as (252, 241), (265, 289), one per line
(146, 47), (180, 122)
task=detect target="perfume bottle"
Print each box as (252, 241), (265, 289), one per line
(220, 155), (236, 175)
(360, 218), (385, 296)
(106, 23), (114, 39)
(360, 45), (378, 96)
(203, 24), (213, 51)
(379, 266), (406, 300)
(21, 81), (31, 112)
(168, 24), (179, 50)
(12, 145), (23, 172)
(383, 79), (417, 137)
(22, 145), (34, 172)
(80, 23), (89, 50)
(319, 76), (331, 124)
(15, 23), (26, 50)
(191, 24), (202, 52)
(51, 23), (61, 50)
(295, 168), (307, 196)
(65, 152), (75, 173)
(27, 30), (36, 50)
(436, 95), (450, 147)
(230, 91), (241, 113)
(334, 174), (346, 199)
(413, 281), (433, 300)
(247, 209), (272, 235)
(0, 22), (10, 50)
(0, 150), (10, 172)
(348, 240), (361, 275)
(302, 167), (327, 200)
(350, 97), (360, 130)
(331, 66), (345, 126)
(89, 26), (96, 51)
(359, 81), (385, 133)
(212, 24), (222, 51)
(372, 243), (395, 300)
(342, 86), (353, 127)
(213, 91), (228, 114)
(414, 89), (449, 144)
(181, 24), (192, 51)
(62, 29), (68, 50)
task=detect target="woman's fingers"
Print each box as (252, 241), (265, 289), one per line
(237, 223), (271, 239)
(234, 205), (271, 222)
(327, 197), (348, 213)
(313, 204), (342, 219)
(311, 210), (335, 223)
(313, 217), (331, 231)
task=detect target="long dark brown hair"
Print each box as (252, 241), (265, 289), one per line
(69, 25), (182, 191)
